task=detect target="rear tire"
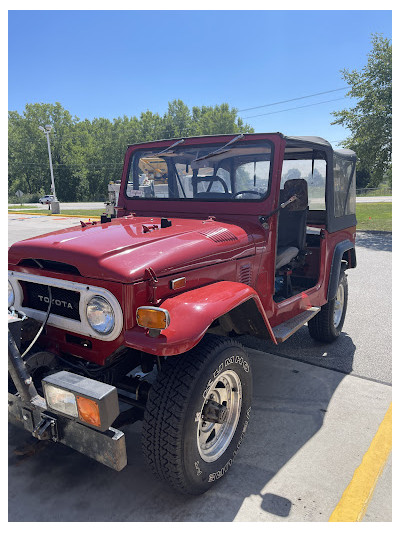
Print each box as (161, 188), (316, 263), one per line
(308, 271), (348, 343)
(141, 336), (252, 495)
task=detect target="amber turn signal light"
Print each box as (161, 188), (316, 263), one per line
(136, 306), (170, 330)
(171, 277), (186, 290)
(77, 396), (101, 427)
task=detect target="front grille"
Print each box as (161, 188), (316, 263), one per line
(21, 281), (81, 321)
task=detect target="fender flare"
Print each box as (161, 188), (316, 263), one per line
(124, 281), (276, 356)
(327, 240), (356, 300)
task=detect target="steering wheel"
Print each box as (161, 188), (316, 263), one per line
(196, 175), (229, 194)
(231, 190), (263, 198)
(205, 176), (229, 194)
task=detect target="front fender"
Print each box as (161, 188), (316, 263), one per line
(124, 281), (275, 356)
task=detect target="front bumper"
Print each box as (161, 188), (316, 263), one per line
(8, 317), (127, 471)
(8, 393), (127, 471)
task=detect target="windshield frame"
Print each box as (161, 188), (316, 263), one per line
(122, 138), (275, 204)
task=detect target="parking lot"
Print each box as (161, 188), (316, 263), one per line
(8, 214), (392, 522)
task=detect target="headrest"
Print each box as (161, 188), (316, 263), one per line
(280, 178), (308, 211)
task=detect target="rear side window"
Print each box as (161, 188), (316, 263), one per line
(333, 155), (356, 217)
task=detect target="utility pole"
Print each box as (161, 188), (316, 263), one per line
(39, 125), (60, 214)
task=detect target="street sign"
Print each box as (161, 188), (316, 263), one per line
(15, 190), (24, 198)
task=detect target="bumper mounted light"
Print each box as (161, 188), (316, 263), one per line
(43, 371), (119, 432)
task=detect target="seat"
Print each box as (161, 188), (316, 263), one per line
(276, 245), (300, 270)
(276, 179), (308, 270)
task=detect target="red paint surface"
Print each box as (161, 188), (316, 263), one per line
(8, 216), (257, 283)
(8, 133), (356, 364)
(124, 281), (276, 356)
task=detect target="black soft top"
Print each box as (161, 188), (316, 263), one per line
(282, 134), (356, 160)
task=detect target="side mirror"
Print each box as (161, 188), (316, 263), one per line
(281, 179), (308, 211)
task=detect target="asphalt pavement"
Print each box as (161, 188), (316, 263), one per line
(8, 213), (95, 247)
(8, 351), (391, 522)
(242, 231), (392, 385)
(8, 214), (392, 522)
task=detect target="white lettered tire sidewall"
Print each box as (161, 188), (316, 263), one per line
(181, 344), (252, 492)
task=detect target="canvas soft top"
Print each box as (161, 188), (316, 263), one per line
(127, 133), (356, 161)
(283, 135), (356, 160)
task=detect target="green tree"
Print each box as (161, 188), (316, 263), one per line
(192, 103), (254, 136)
(331, 34), (392, 187)
(8, 102), (79, 200)
(9, 100), (254, 201)
(162, 100), (194, 138)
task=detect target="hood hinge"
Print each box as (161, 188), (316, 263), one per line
(145, 267), (159, 304)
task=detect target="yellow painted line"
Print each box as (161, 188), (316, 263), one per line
(329, 402), (392, 522)
(8, 211), (100, 219)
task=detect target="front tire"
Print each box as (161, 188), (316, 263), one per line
(308, 271), (348, 342)
(141, 336), (252, 495)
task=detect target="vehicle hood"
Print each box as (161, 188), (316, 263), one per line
(8, 216), (258, 283)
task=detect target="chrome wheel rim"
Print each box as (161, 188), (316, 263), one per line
(197, 369), (242, 463)
(333, 283), (345, 328)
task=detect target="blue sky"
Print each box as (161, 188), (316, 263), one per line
(8, 10), (392, 147)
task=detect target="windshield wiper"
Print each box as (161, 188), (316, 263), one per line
(153, 138), (185, 157)
(192, 133), (244, 163)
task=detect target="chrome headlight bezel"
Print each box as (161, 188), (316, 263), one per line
(8, 280), (15, 308)
(86, 295), (115, 335)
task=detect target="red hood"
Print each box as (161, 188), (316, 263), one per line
(8, 216), (257, 283)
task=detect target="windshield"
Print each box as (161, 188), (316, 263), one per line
(124, 141), (273, 201)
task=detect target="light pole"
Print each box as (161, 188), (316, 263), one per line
(39, 124), (60, 214)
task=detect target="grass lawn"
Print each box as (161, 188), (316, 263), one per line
(356, 202), (392, 232)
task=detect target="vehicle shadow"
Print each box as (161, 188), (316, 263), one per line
(241, 327), (356, 375)
(356, 231), (392, 252)
(8, 335), (355, 522)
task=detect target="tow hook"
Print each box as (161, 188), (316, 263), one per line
(32, 414), (58, 442)
(202, 399), (228, 424)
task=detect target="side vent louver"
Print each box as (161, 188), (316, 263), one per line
(198, 227), (238, 243)
(239, 264), (252, 286)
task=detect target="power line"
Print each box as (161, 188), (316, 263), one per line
(242, 97), (347, 119)
(238, 87), (349, 113)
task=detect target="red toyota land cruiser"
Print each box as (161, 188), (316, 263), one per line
(8, 133), (357, 494)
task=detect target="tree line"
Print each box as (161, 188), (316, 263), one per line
(9, 33), (392, 204)
(8, 100), (254, 202)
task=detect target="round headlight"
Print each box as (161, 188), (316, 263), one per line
(8, 281), (15, 308)
(86, 296), (115, 335)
